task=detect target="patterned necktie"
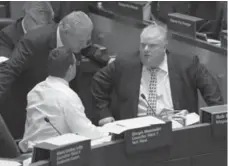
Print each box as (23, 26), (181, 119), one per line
(147, 68), (158, 116)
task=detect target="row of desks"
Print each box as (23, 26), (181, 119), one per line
(31, 123), (227, 166)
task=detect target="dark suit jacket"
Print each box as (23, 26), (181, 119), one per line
(0, 24), (58, 139)
(0, 18), (24, 58)
(91, 51), (224, 121)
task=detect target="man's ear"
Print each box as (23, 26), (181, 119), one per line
(59, 23), (71, 35)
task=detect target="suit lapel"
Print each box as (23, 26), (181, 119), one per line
(132, 59), (142, 117)
(167, 52), (182, 110)
(126, 54), (142, 117)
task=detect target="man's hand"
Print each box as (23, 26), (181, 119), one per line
(99, 117), (115, 126)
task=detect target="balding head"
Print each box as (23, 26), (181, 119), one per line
(139, 23), (168, 68)
(59, 11), (93, 54)
(23, 1), (54, 32)
(140, 24), (167, 45)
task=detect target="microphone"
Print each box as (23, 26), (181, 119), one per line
(140, 94), (157, 116)
(44, 117), (62, 135)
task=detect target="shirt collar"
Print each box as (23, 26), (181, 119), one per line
(46, 76), (69, 87)
(56, 26), (64, 47)
(159, 53), (168, 73)
(21, 18), (27, 34)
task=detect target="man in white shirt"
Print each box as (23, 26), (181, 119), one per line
(19, 47), (106, 152)
(91, 23), (223, 126)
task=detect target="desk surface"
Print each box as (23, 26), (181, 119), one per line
(171, 32), (227, 55)
(31, 123), (227, 166)
(88, 5), (151, 29)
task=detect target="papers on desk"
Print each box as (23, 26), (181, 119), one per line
(22, 158), (31, 166)
(172, 112), (200, 129)
(185, 112), (200, 126)
(101, 116), (165, 134)
(43, 133), (89, 146)
(91, 135), (112, 146)
(0, 159), (21, 166)
(0, 56), (8, 63)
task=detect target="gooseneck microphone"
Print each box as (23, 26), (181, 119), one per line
(140, 94), (157, 116)
(44, 117), (62, 135)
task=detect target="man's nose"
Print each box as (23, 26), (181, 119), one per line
(144, 45), (149, 52)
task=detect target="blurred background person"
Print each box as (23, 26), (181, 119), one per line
(0, 1), (54, 58)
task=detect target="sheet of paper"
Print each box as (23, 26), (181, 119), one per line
(101, 116), (165, 134)
(185, 113), (200, 126)
(171, 120), (183, 129)
(91, 136), (112, 146)
(0, 56), (9, 63)
(44, 133), (89, 146)
(22, 157), (31, 166)
(101, 123), (127, 134)
(0, 159), (21, 166)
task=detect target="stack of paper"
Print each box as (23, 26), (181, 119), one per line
(91, 136), (112, 146)
(101, 116), (165, 134)
(0, 56), (8, 63)
(0, 159), (21, 166)
(172, 112), (200, 129)
(185, 112), (200, 126)
(43, 133), (89, 146)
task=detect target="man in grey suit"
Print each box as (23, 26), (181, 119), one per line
(91, 24), (224, 126)
(0, 11), (93, 139)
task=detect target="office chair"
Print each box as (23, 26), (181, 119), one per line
(0, 18), (14, 30)
(0, 114), (32, 161)
(0, 114), (20, 158)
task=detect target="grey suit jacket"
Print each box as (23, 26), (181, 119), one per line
(91, 51), (224, 121)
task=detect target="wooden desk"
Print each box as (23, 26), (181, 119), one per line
(31, 123), (227, 166)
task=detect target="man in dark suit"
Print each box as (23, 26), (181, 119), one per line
(0, 11), (95, 139)
(0, 2), (54, 139)
(91, 24), (224, 126)
(0, 1), (54, 58)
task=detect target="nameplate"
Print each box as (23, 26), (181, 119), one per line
(124, 121), (172, 154)
(200, 105), (227, 138)
(32, 137), (91, 166)
(220, 30), (227, 49)
(102, 1), (151, 21)
(168, 13), (204, 38)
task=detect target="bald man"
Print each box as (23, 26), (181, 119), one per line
(91, 24), (224, 126)
(0, 1), (54, 58)
(0, 11), (95, 139)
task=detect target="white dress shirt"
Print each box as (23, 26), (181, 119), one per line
(56, 26), (63, 47)
(21, 18), (27, 34)
(19, 76), (106, 152)
(138, 54), (174, 116)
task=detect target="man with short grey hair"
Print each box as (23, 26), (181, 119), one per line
(0, 11), (95, 139)
(91, 23), (224, 126)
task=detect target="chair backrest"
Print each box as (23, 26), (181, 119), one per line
(0, 114), (20, 158)
(0, 18), (14, 30)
